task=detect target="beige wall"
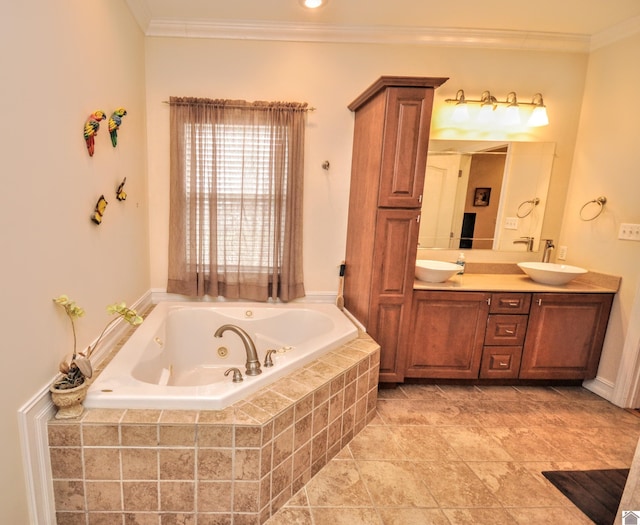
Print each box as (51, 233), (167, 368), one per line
(560, 33), (640, 390)
(145, 40), (587, 293)
(0, 1), (148, 521)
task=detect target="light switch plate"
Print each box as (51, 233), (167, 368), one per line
(557, 245), (567, 260)
(619, 223), (640, 241)
(505, 217), (519, 230)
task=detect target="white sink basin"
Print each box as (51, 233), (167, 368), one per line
(416, 260), (461, 283)
(517, 262), (587, 285)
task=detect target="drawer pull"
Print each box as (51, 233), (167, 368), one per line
(505, 329), (514, 334)
(499, 362), (509, 367)
(504, 300), (520, 307)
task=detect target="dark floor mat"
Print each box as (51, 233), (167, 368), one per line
(542, 468), (629, 525)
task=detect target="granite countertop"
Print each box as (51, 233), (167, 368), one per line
(413, 263), (620, 293)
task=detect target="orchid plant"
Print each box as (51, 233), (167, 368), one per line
(53, 295), (143, 389)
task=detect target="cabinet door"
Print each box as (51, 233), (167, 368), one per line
(378, 87), (434, 208)
(370, 208), (421, 382)
(520, 293), (614, 380)
(406, 291), (490, 378)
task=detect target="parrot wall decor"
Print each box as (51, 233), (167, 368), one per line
(116, 177), (127, 201)
(109, 107), (127, 147)
(83, 110), (106, 157)
(91, 195), (108, 225)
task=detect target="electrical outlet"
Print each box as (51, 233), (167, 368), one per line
(618, 223), (640, 241)
(557, 245), (567, 260)
(504, 217), (519, 230)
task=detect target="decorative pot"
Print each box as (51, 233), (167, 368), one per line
(49, 381), (89, 419)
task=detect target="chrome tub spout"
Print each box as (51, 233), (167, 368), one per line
(214, 324), (262, 376)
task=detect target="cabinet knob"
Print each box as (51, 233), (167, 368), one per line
(537, 298), (542, 306)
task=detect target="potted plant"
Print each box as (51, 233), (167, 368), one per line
(50, 295), (143, 418)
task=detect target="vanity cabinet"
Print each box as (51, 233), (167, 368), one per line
(343, 76), (448, 383)
(519, 293), (614, 380)
(406, 291), (490, 379)
(480, 292), (530, 379)
(405, 290), (613, 382)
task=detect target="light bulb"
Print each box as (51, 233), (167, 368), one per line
(503, 105), (521, 126)
(528, 106), (549, 127)
(300, 0), (325, 8)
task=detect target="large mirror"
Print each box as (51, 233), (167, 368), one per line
(419, 140), (556, 252)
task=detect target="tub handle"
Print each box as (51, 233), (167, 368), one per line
(224, 367), (244, 383)
(264, 349), (277, 368)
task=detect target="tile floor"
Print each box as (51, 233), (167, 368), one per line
(265, 383), (640, 524)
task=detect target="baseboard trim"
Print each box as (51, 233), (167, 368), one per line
(583, 375), (617, 405)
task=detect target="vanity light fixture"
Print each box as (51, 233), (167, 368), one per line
(477, 91), (498, 123)
(299, 0), (328, 8)
(503, 92), (521, 126)
(450, 89), (470, 122)
(527, 93), (549, 127)
(445, 89), (549, 126)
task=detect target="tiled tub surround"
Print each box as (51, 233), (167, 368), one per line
(48, 330), (380, 524)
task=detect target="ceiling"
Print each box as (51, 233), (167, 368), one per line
(126, 0), (640, 52)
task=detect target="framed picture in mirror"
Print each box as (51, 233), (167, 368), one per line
(474, 187), (491, 207)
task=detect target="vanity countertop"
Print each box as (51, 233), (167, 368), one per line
(414, 271), (620, 293)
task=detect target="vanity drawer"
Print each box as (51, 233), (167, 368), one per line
(485, 315), (528, 345)
(490, 293), (531, 314)
(480, 346), (522, 379)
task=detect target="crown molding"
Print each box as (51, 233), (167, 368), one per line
(590, 14), (640, 51)
(126, 0), (153, 33)
(145, 19), (592, 53)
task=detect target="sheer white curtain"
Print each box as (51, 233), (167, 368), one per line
(167, 97), (306, 301)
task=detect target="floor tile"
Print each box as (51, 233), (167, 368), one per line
(356, 460), (438, 508)
(269, 384), (639, 525)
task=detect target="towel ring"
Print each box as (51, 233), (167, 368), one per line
(516, 198), (540, 218)
(580, 196), (607, 221)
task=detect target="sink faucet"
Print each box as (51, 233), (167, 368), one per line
(214, 324), (262, 376)
(513, 236), (534, 252)
(542, 239), (555, 263)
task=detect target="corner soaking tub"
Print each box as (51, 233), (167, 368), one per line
(84, 301), (358, 410)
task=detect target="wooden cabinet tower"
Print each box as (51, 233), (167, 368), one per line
(343, 76), (448, 383)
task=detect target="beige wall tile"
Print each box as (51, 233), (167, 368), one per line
(197, 481), (232, 512)
(122, 448), (159, 480)
(198, 425), (233, 447)
(53, 480), (85, 511)
(235, 448), (261, 481)
(160, 481), (195, 512)
(50, 447), (83, 479)
(84, 448), (121, 480)
(159, 424), (196, 446)
(123, 481), (159, 511)
(48, 423), (82, 446)
(198, 449), (233, 480)
(122, 425), (159, 447)
(85, 481), (122, 511)
(233, 481), (260, 513)
(159, 449), (195, 480)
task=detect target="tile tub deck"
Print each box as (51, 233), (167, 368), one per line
(48, 323), (380, 525)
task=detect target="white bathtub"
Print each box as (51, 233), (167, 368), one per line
(84, 301), (358, 410)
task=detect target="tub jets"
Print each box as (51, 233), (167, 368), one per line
(214, 324), (262, 376)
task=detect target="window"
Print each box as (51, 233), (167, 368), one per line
(167, 97), (306, 302)
(184, 123), (288, 270)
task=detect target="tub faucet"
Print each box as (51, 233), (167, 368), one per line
(542, 239), (555, 263)
(214, 324), (262, 376)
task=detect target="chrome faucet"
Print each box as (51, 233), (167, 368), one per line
(214, 324), (262, 376)
(542, 239), (555, 263)
(513, 236), (534, 252)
